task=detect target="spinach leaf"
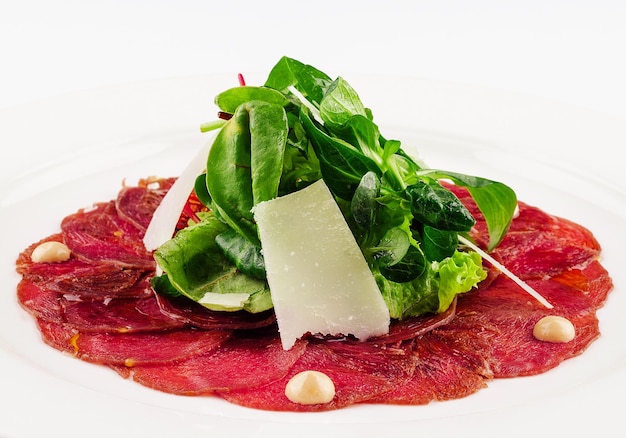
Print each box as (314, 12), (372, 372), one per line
(371, 226), (411, 268)
(215, 228), (266, 279)
(150, 274), (182, 298)
(418, 169), (517, 250)
(193, 173), (211, 207)
(205, 100), (288, 245)
(300, 109), (381, 200)
(379, 244), (426, 283)
(421, 225), (458, 262)
(406, 179), (475, 231)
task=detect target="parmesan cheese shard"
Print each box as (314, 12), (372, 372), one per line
(143, 135), (215, 252)
(253, 179), (390, 350)
(199, 292), (251, 311)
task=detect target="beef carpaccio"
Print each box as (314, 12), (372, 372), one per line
(15, 177), (613, 411)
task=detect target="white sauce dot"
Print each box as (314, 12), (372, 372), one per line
(31, 241), (71, 263)
(285, 370), (335, 405)
(533, 315), (576, 343)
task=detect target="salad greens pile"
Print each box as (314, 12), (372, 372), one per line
(152, 56), (518, 320)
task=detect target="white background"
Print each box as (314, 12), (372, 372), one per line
(1, 0), (625, 120)
(1, 1), (626, 437)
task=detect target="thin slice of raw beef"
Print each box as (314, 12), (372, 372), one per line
(61, 293), (186, 333)
(61, 201), (155, 270)
(115, 178), (175, 231)
(37, 319), (231, 366)
(120, 333), (307, 395)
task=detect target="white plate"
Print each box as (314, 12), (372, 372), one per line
(1, 75), (625, 438)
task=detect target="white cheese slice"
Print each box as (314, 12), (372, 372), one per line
(143, 133), (216, 252)
(199, 292), (251, 311)
(253, 179), (390, 350)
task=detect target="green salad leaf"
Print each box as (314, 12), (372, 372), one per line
(205, 99), (288, 246)
(153, 56), (519, 320)
(264, 56), (333, 105)
(375, 250), (486, 319)
(153, 212), (272, 313)
(215, 86), (289, 114)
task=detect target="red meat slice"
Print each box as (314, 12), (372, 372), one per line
(37, 319), (231, 366)
(36, 319), (78, 355)
(368, 323), (494, 404)
(61, 201), (155, 270)
(17, 235), (151, 300)
(115, 178), (174, 231)
(18, 280), (179, 333)
(154, 293), (276, 330)
(368, 298), (457, 344)
(121, 334), (307, 395)
(492, 208), (601, 279)
(17, 280), (64, 324)
(460, 260), (612, 377)
(23, 258), (147, 299)
(219, 340), (417, 411)
(61, 293), (185, 333)
(552, 260), (612, 310)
